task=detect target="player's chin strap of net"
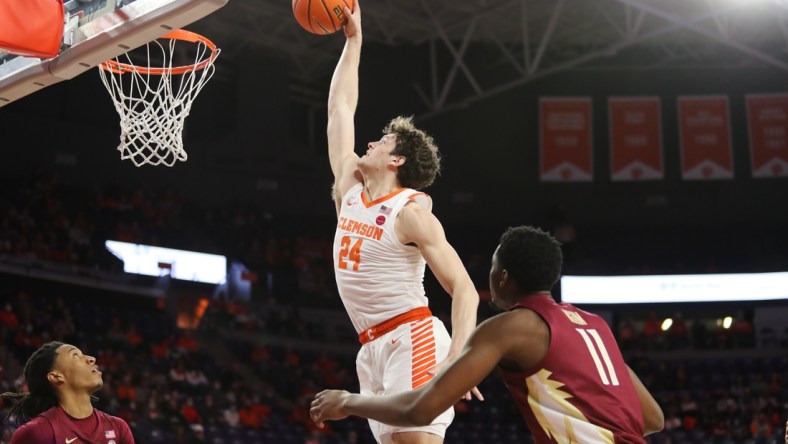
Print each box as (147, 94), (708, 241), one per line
(98, 29), (220, 167)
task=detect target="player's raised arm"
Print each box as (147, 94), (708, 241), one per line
(327, 2), (363, 202)
(396, 201), (481, 400)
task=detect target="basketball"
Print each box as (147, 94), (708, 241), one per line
(292, 0), (354, 35)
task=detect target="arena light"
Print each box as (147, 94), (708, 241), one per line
(105, 240), (227, 284)
(560, 271), (788, 304)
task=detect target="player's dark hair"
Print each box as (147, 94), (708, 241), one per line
(384, 116), (441, 190)
(1, 341), (63, 422)
(497, 226), (563, 292)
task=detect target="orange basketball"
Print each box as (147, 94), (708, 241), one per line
(292, 0), (354, 35)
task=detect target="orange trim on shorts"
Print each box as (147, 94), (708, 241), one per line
(410, 318), (436, 388)
(358, 307), (432, 345)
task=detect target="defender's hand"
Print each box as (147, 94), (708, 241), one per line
(310, 390), (351, 428)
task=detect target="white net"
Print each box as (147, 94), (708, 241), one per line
(98, 30), (219, 167)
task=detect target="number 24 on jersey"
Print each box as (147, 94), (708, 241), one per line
(338, 236), (363, 271)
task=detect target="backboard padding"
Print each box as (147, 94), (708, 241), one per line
(0, 0), (227, 106)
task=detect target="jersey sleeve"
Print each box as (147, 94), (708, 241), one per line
(10, 419), (56, 444)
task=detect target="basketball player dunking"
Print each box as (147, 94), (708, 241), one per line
(325, 2), (481, 443)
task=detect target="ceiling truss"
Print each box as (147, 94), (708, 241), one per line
(190, 0), (788, 118)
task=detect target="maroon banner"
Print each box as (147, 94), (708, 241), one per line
(746, 94), (788, 178)
(539, 98), (593, 182)
(678, 96), (734, 180)
(609, 97), (664, 181)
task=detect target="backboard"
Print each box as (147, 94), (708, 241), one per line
(0, 0), (227, 107)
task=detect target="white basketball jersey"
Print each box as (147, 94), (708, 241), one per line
(333, 183), (431, 333)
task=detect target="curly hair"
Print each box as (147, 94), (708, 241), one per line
(1, 341), (63, 422)
(496, 226), (563, 292)
(383, 116), (441, 190)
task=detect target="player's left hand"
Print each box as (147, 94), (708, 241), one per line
(429, 360), (484, 402)
(310, 389), (351, 428)
(342, 0), (361, 39)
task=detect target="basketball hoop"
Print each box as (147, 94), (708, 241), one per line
(98, 29), (220, 167)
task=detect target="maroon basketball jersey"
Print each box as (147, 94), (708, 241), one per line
(11, 406), (134, 444)
(499, 294), (644, 443)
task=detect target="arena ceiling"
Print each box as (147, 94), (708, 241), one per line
(192, 0), (788, 118)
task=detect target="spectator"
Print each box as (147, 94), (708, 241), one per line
(116, 372), (137, 405)
(0, 304), (19, 331)
(198, 394), (219, 425)
(125, 325), (143, 348)
(168, 360), (187, 391)
(151, 335), (173, 361)
(175, 332), (198, 354)
(107, 317), (127, 346)
(750, 412), (773, 438)
(663, 407), (682, 431)
(185, 366), (209, 394)
(679, 392), (699, 430)
(709, 418), (729, 438)
(180, 397), (202, 424)
(222, 403), (240, 428)
(238, 396), (262, 429)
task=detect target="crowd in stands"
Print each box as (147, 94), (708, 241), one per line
(0, 171), (787, 444)
(0, 171), (340, 307)
(0, 288), (373, 444)
(0, 284), (785, 444)
(3, 170), (788, 298)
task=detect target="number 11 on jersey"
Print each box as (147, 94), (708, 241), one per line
(338, 236), (363, 271)
(576, 328), (620, 386)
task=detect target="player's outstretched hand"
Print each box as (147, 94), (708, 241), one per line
(311, 389), (351, 428)
(428, 360), (484, 402)
(343, 0), (361, 39)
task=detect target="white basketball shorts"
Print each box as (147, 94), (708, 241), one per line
(355, 316), (455, 442)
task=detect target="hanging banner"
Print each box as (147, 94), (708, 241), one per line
(746, 93), (788, 178)
(539, 97), (593, 182)
(678, 96), (734, 180)
(609, 97), (663, 181)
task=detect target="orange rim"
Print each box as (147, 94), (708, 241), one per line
(99, 29), (219, 75)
